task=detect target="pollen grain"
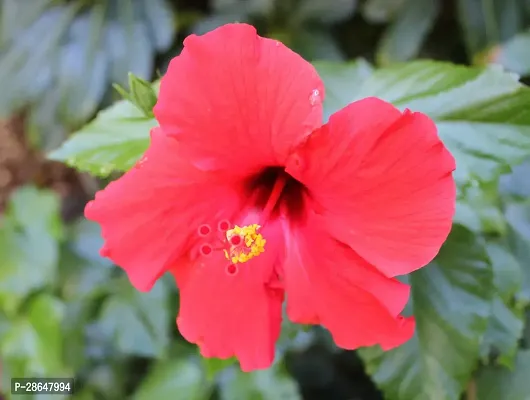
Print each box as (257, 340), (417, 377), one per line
(224, 224), (266, 264)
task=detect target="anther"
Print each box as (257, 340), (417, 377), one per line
(224, 224), (266, 264)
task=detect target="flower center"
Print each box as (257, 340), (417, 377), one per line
(245, 166), (307, 223)
(194, 167), (305, 274)
(195, 221), (267, 274)
(223, 224), (266, 264)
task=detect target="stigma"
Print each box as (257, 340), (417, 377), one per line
(224, 224), (266, 264)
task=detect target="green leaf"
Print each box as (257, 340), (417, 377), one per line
(361, 0), (408, 23)
(324, 61), (530, 184)
(67, 219), (112, 267)
(277, 319), (315, 352)
(201, 356), (238, 382)
(505, 201), (530, 303)
(355, 62), (530, 185)
(487, 30), (530, 76)
(59, 219), (114, 304)
(0, 186), (62, 313)
(500, 159), (530, 199)
(48, 96), (155, 177)
(479, 297), (524, 367)
(313, 59), (373, 121)
(58, 220), (114, 372)
(133, 359), (207, 400)
(71, 388), (99, 400)
(523, 309), (530, 348)
(455, 184), (506, 235)
(479, 242), (524, 367)
(456, 0), (528, 58)
(376, 0), (440, 65)
(97, 278), (171, 358)
(359, 226), (493, 400)
(56, 3), (109, 127)
(485, 240), (523, 300)
(0, 2), (81, 116)
(1, 294), (67, 377)
(218, 362), (301, 400)
(476, 350), (530, 400)
(85, 364), (126, 399)
(140, 0), (176, 51)
(289, 29), (344, 61)
(117, 72), (158, 118)
(291, 0), (357, 25)
(0, 0), (176, 141)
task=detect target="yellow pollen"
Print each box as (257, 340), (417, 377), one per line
(224, 224), (266, 264)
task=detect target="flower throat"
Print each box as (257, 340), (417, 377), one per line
(195, 167), (306, 274)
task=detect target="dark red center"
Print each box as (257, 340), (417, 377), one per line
(245, 166), (307, 222)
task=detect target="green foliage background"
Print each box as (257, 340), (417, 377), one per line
(2, 0), (530, 399)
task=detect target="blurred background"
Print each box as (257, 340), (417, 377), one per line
(1, 0), (530, 399)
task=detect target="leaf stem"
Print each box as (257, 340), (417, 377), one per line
(466, 379), (477, 400)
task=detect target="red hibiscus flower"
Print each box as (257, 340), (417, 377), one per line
(85, 23), (456, 371)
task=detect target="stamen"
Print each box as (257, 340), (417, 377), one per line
(224, 224), (266, 264)
(196, 221), (267, 265)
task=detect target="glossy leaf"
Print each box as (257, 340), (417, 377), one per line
(127, 72), (158, 118)
(292, 0), (357, 24)
(97, 278), (171, 358)
(376, 0), (440, 65)
(48, 97), (154, 177)
(290, 29), (344, 61)
(0, 187), (63, 314)
(500, 159), (530, 199)
(487, 30), (530, 76)
(218, 362), (301, 400)
(457, 0), (528, 58)
(133, 359), (206, 400)
(359, 226), (493, 400)
(313, 59), (373, 121)
(324, 61), (530, 184)
(362, 0), (408, 23)
(505, 201), (530, 303)
(0, 0), (175, 147)
(202, 356), (238, 382)
(1, 295), (67, 377)
(479, 241), (524, 367)
(480, 297), (524, 367)
(477, 350), (530, 400)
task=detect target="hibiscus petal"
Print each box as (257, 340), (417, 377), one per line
(173, 220), (285, 371)
(283, 213), (415, 350)
(85, 128), (243, 291)
(287, 97), (456, 277)
(154, 23), (324, 173)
